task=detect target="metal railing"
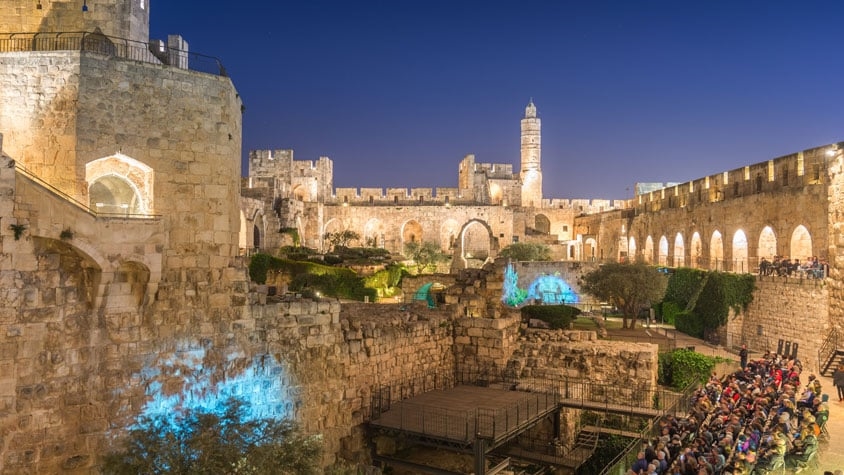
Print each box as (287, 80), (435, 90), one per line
(0, 31), (226, 76)
(818, 327), (840, 375)
(598, 382), (698, 475)
(14, 163), (161, 220)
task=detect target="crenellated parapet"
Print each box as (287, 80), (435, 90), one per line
(329, 186), (478, 206)
(543, 198), (628, 213)
(632, 144), (834, 214)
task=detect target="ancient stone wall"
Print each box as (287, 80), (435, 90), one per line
(509, 330), (658, 389)
(725, 277), (829, 374)
(0, 0), (151, 44)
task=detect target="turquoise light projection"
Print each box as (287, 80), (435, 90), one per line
(501, 262), (579, 306)
(134, 342), (293, 433)
(502, 263), (528, 306)
(526, 274), (579, 304)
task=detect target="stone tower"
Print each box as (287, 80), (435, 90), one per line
(520, 100), (542, 207)
(0, 0), (151, 43)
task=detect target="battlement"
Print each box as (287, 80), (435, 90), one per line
(330, 187), (475, 205)
(633, 143), (838, 213)
(473, 161), (515, 179)
(543, 198), (628, 214)
(248, 149), (332, 178)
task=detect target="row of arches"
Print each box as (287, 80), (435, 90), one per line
(321, 217), (498, 268)
(624, 225), (815, 273)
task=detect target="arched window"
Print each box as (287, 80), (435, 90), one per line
(85, 153), (153, 216)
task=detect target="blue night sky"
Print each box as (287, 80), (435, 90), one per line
(150, 1), (843, 199)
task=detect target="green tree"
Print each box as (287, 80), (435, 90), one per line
(580, 262), (668, 329)
(404, 241), (450, 273)
(498, 242), (551, 261)
(102, 397), (322, 474)
(323, 230), (360, 250)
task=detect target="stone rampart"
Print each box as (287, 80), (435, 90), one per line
(725, 277), (829, 374)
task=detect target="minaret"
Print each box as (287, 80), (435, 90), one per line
(520, 100), (542, 207)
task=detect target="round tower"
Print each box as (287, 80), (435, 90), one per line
(520, 100), (542, 207)
(0, 0), (151, 43)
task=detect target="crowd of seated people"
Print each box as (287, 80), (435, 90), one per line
(625, 351), (830, 475)
(758, 256), (827, 279)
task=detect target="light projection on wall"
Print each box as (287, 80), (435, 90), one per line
(501, 262), (579, 307)
(132, 343), (293, 434)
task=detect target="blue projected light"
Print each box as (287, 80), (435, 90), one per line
(501, 262), (579, 306)
(133, 343), (293, 433)
(525, 274), (578, 304)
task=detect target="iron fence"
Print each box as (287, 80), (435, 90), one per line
(0, 31), (226, 76)
(598, 382), (698, 475)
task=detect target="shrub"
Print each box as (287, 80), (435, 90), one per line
(659, 348), (723, 390)
(102, 397), (322, 475)
(520, 305), (581, 329)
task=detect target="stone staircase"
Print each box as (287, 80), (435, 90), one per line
(819, 329), (843, 377)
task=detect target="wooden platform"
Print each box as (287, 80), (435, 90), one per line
(370, 384), (559, 445)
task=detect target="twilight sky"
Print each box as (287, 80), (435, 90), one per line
(150, 1), (843, 199)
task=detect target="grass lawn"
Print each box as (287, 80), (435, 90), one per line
(572, 316), (624, 331)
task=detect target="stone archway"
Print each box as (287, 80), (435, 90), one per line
(85, 153), (153, 215)
(732, 229), (749, 273)
(534, 214), (551, 234)
(453, 219), (497, 270)
(252, 210), (265, 251)
(658, 236), (669, 266)
(673, 233), (685, 267)
(790, 225), (812, 260)
(690, 232), (702, 268)
(401, 219), (424, 251)
(440, 219), (460, 251)
(629, 236), (638, 263)
(758, 226), (777, 261)
(710, 231), (724, 270)
(364, 218), (386, 248)
(644, 236), (654, 264)
(322, 218), (345, 252)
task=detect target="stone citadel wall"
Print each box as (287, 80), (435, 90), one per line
(725, 277), (830, 375)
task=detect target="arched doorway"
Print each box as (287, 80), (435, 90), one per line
(85, 153), (153, 216)
(710, 231), (724, 270)
(534, 214), (551, 234)
(455, 219), (495, 269)
(732, 230), (749, 273)
(758, 226), (777, 261)
(364, 218), (386, 248)
(790, 225), (812, 261)
(644, 236), (654, 264)
(673, 233), (685, 267)
(690, 232), (702, 268)
(401, 220), (424, 251)
(658, 236), (669, 266)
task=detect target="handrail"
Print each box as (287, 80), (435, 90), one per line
(13, 163), (161, 219)
(0, 31), (227, 77)
(598, 382), (698, 475)
(14, 163), (96, 215)
(818, 327), (839, 374)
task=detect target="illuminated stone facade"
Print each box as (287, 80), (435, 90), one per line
(243, 102), (625, 268)
(1, 0), (844, 473)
